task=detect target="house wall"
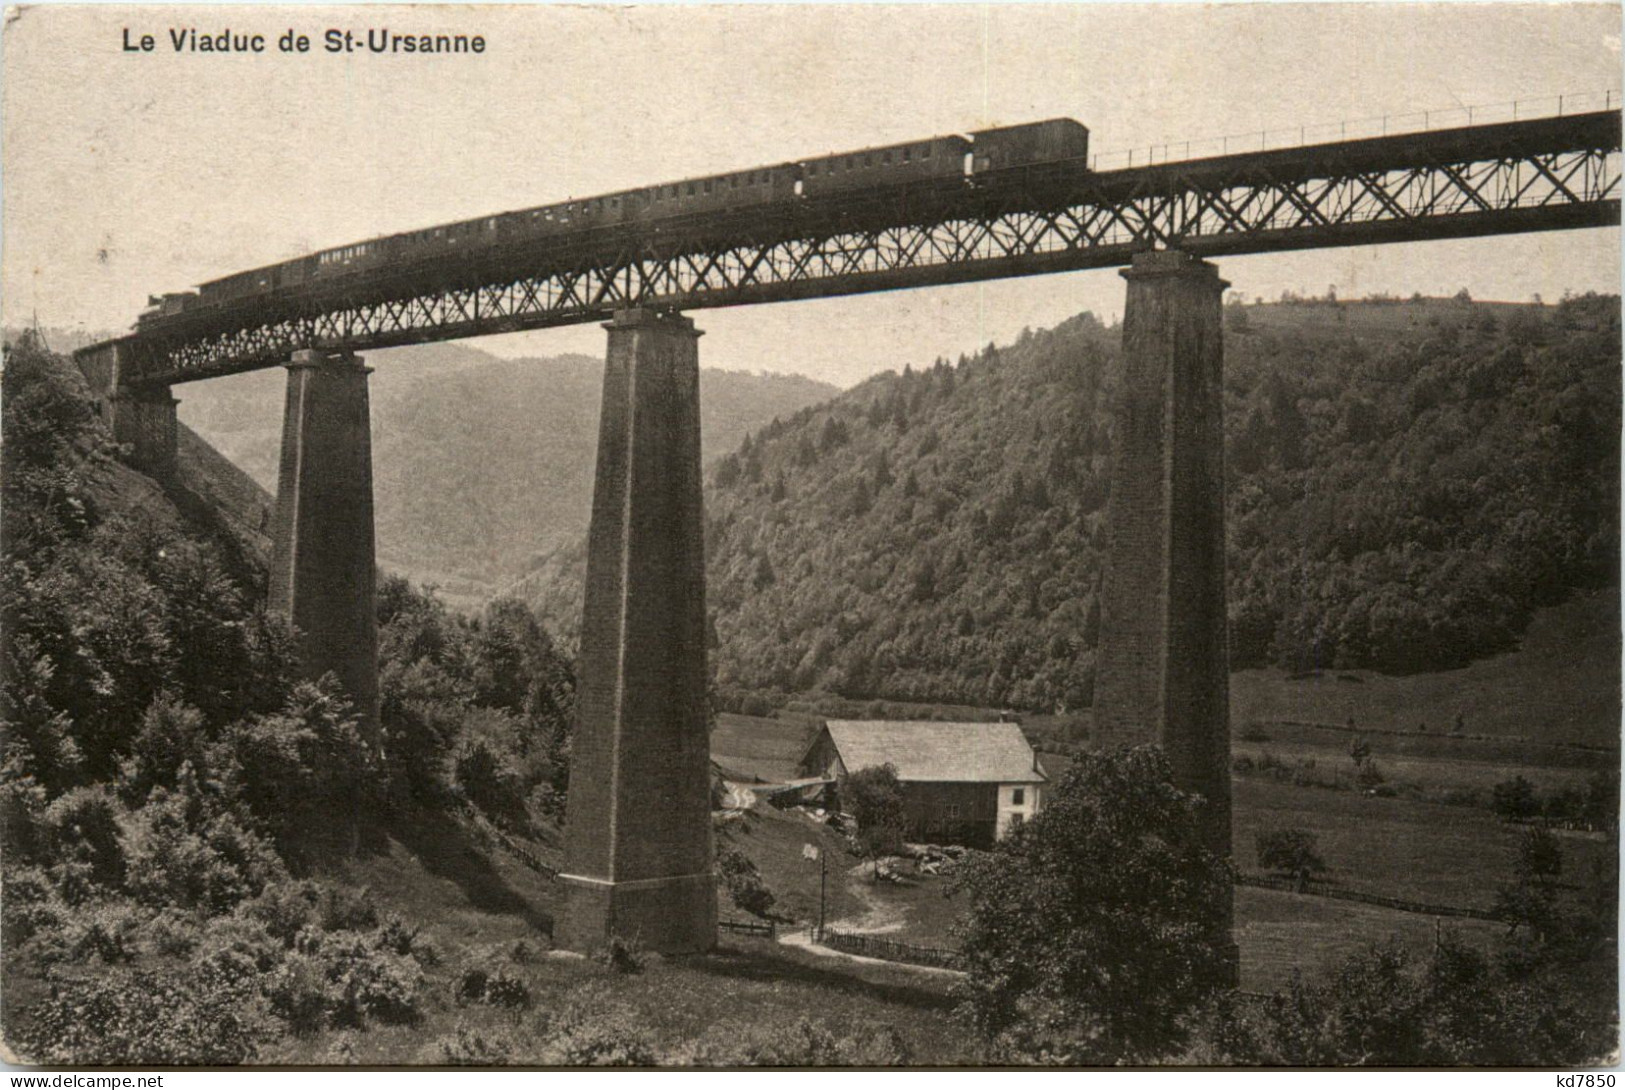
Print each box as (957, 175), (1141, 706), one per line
(904, 782), (999, 848)
(799, 731), (844, 780)
(995, 782), (1042, 839)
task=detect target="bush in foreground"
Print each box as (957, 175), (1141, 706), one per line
(954, 745), (1233, 1064)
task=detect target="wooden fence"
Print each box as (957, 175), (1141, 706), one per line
(814, 927), (963, 970)
(1238, 873), (1499, 921)
(719, 917), (777, 939)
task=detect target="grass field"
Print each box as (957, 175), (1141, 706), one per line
(1232, 589), (1620, 748)
(1233, 886), (1503, 991)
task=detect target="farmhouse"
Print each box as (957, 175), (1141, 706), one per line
(797, 720), (1047, 847)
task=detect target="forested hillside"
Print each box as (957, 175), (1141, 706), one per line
(177, 343), (838, 605)
(521, 294), (1619, 715)
(1, 335), (576, 1062)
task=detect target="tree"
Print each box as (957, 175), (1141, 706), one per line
(843, 764), (905, 881)
(1491, 775), (1541, 823)
(1255, 827), (1329, 891)
(953, 746), (1233, 1064)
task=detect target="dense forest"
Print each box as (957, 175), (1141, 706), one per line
(521, 293), (1620, 715)
(0, 336), (575, 1062)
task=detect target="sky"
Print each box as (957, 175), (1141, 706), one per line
(3, 3), (1620, 389)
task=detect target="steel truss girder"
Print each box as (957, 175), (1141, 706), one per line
(117, 130), (1621, 385)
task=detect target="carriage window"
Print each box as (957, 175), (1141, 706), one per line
(846, 157), (854, 169)
(686, 183), (695, 195)
(704, 180), (712, 193)
(883, 151), (892, 164)
(902, 148), (910, 162)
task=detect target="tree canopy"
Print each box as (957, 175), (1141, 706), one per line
(953, 745), (1233, 1063)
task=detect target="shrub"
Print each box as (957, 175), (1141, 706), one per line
(1200, 937), (1613, 1066)
(222, 679), (379, 856)
(1, 864), (65, 946)
(64, 900), (144, 963)
(194, 915), (285, 978)
(240, 880), (322, 945)
(1255, 828), (1330, 890)
(454, 966), (491, 1004)
(953, 745), (1232, 1064)
(1356, 760), (1386, 790)
(138, 908), (201, 957)
(678, 1017), (913, 1066)
(431, 1022), (515, 1065)
(537, 1005), (659, 1066)
(121, 787), (285, 914)
(375, 913), (422, 957)
(1492, 775), (1541, 822)
(716, 847), (776, 918)
(319, 884), (380, 932)
(484, 968), (534, 1012)
(40, 784), (126, 896)
(16, 965), (268, 1065)
(593, 935), (645, 975)
(321, 935), (424, 1027)
(264, 953), (331, 1036)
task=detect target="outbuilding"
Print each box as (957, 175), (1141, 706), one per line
(797, 719), (1047, 847)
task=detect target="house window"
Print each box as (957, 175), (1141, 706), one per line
(945, 803), (961, 820)
(1012, 787), (1025, 806)
(1010, 813), (1025, 830)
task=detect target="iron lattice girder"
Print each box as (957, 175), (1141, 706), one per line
(113, 111), (1621, 385)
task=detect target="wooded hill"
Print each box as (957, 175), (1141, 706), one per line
(519, 293), (1619, 716)
(176, 342), (839, 607)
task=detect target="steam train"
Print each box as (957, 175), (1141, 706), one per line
(139, 118), (1089, 329)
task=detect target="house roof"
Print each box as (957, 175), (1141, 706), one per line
(814, 720), (1046, 784)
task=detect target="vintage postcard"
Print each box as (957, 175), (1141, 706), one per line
(0, 1), (1619, 1071)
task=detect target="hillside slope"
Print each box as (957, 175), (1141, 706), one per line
(520, 294), (1619, 721)
(177, 342), (838, 605)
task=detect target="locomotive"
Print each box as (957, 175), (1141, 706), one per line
(138, 118), (1088, 330)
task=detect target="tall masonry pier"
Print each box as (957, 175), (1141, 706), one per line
(269, 349), (381, 745)
(1093, 250), (1236, 970)
(559, 308), (716, 955)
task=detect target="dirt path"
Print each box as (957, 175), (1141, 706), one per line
(827, 861), (907, 935)
(775, 925), (964, 978)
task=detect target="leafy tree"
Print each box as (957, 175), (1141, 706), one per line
(1491, 775), (1541, 823)
(843, 763), (905, 880)
(715, 846), (776, 918)
(1202, 936), (1611, 1066)
(953, 746), (1233, 1064)
(1493, 827), (1566, 939)
(1255, 828), (1329, 891)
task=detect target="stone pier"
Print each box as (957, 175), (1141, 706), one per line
(268, 349), (380, 745)
(1093, 250), (1235, 974)
(558, 308), (715, 955)
(107, 383), (179, 481)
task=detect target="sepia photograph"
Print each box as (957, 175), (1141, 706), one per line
(0, 1), (1619, 1070)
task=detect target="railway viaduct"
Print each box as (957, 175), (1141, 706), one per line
(75, 103), (1622, 964)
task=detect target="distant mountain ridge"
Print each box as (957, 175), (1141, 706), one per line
(176, 340), (838, 606)
(516, 293), (1619, 715)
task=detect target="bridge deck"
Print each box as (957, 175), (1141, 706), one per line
(82, 110), (1621, 386)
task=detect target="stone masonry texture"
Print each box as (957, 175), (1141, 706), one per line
(1092, 251), (1235, 972)
(268, 350), (381, 746)
(559, 308), (716, 955)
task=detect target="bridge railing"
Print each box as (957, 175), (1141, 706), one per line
(1090, 89), (1621, 171)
